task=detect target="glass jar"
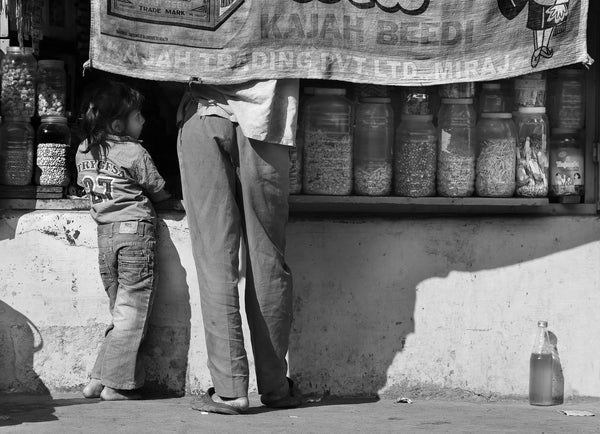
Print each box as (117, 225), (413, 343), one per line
(437, 98), (477, 197)
(516, 107), (549, 197)
(479, 83), (506, 114)
(37, 59), (67, 117)
(548, 68), (585, 130)
(353, 98), (394, 196)
(35, 116), (71, 186)
(549, 128), (584, 198)
(514, 72), (546, 108)
(290, 86), (314, 195)
(0, 117), (35, 185)
(303, 88), (354, 195)
(439, 82), (475, 98)
(394, 114), (437, 197)
(475, 113), (517, 197)
(402, 86), (432, 115)
(0, 46), (37, 119)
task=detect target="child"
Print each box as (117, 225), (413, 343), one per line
(76, 80), (171, 401)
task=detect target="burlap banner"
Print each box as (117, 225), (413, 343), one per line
(89, 0), (592, 85)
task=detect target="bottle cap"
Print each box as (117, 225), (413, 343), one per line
(314, 88), (346, 96)
(537, 320), (548, 327)
(441, 98), (473, 104)
(518, 107), (546, 114)
(360, 97), (392, 103)
(401, 114), (434, 122)
(480, 113), (512, 119)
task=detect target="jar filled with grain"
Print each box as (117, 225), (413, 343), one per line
(394, 114), (437, 197)
(0, 117), (35, 185)
(354, 97), (394, 196)
(302, 88), (354, 195)
(549, 128), (584, 198)
(437, 98), (477, 197)
(1, 46), (37, 119)
(516, 107), (549, 197)
(37, 60), (67, 117)
(35, 116), (71, 186)
(475, 113), (517, 197)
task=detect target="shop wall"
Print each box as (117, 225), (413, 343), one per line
(1, 211), (599, 399)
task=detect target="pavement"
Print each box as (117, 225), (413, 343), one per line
(0, 392), (599, 433)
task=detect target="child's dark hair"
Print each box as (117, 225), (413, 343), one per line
(81, 80), (143, 154)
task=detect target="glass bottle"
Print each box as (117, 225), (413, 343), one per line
(475, 113), (517, 197)
(394, 114), (437, 197)
(0, 117), (35, 185)
(37, 59), (67, 117)
(0, 46), (37, 119)
(549, 128), (584, 198)
(529, 320), (553, 406)
(548, 68), (585, 130)
(516, 107), (549, 197)
(35, 116), (71, 186)
(437, 98), (477, 197)
(303, 88), (354, 195)
(353, 97), (394, 196)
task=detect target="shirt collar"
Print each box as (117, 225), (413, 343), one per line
(106, 134), (142, 144)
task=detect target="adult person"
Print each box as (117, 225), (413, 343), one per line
(176, 79), (301, 415)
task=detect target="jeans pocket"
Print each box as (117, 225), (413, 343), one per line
(118, 244), (154, 290)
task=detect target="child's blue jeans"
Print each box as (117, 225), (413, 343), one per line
(91, 220), (157, 390)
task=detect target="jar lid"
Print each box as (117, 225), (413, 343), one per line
(482, 83), (501, 90)
(401, 114), (434, 122)
(551, 128), (579, 135)
(360, 97), (392, 103)
(313, 88), (346, 96)
(38, 59), (65, 68)
(518, 107), (546, 114)
(40, 115), (68, 123)
(6, 46), (34, 54)
(537, 320), (548, 327)
(440, 98), (473, 104)
(481, 113), (512, 119)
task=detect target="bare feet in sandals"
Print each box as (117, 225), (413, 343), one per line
(82, 379), (104, 398)
(100, 387), (142, 401)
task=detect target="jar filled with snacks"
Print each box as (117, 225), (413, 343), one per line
(548, 68), (585, 130)
(0, 117), (35, 185)
(549, 128), (584, 198)
(35, 116), (71, 186)
(516, 107), (549, 197)
(1, 46), (37, 119)
(303, 88), (354, 195)
(437, 98), (477, 197)
(475, 113), (517, 197)
(394, 114), (437, 197)
(354, 97), (394, 196)
(514, 72), (546, 108)
(37, 60), (67, 117)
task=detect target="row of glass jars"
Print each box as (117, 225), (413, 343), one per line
(292, 88), (583, 198)
(0, 46), (67, 119)
(0, 116), (72, 186)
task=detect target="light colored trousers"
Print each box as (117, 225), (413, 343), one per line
(177, 108), (292, 398)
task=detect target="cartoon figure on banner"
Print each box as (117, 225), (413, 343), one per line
(498, 0), (570, 68)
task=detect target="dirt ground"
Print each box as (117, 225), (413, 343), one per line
(0, 392), (599, 433)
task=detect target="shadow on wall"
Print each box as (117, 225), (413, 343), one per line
(141, 219), (191, 397)
(286, 215), (600, 398)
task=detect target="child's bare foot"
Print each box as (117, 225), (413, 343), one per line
(100, 387), (142, 401)
(82, 379), (104, 398)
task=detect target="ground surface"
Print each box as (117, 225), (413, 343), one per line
(0, 392), (599, 433)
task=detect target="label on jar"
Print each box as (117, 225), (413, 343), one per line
(550, 147), (584, 196)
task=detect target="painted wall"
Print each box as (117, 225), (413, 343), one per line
(1, 210), (599, 399)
